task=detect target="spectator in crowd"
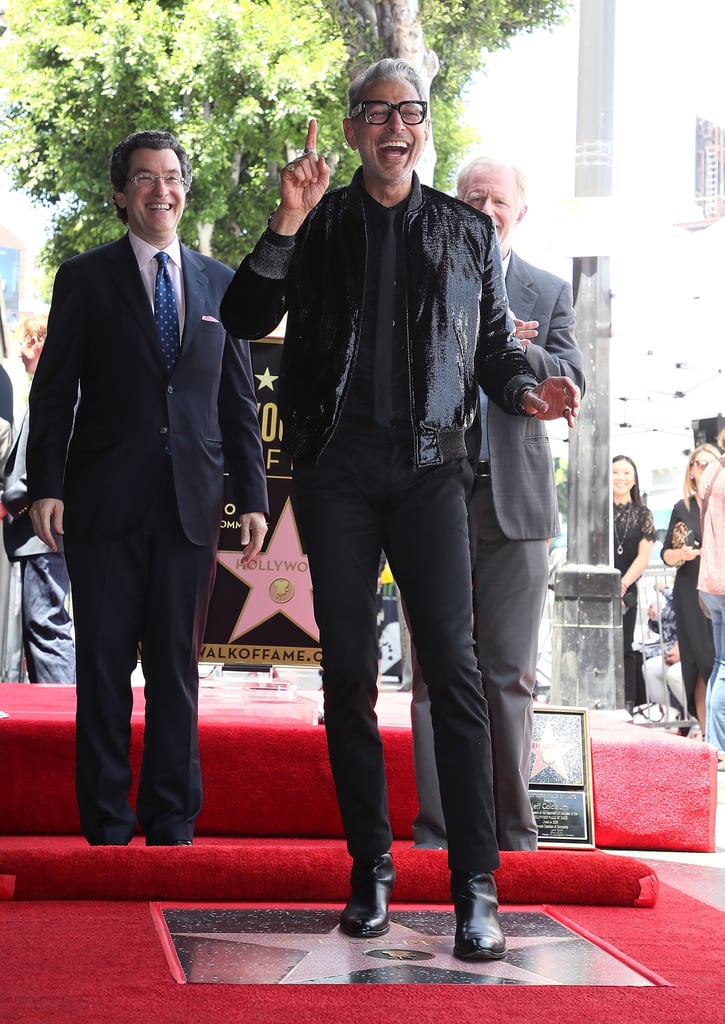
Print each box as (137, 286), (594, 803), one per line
(697, 450), (725, 768)
(0, 357), (12, 464)
(0, 312), (16, 687)
(220, 59), (580, 960)
(1, 315), (75, 682)
(660, 444), (720, 733)
(408, 154), (584, 853)
(641, 584), (685, 717)
(612, 454), (655, 713)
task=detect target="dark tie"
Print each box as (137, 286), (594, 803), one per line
(373, 209), (396, 427)
(154, 251), (180, 374)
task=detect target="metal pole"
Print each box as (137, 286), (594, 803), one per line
(550, 0), (623, 709)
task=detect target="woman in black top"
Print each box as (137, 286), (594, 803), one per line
(612, 455), (655, 711)
(661, 444), (720, 732)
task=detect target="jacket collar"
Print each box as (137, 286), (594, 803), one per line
(349, 166), (422, 212)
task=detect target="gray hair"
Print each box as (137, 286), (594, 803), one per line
(455, 155), (528, 208)
(348, 58), (426, 114)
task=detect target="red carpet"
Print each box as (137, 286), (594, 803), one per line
(2, 883), (724, 1024)
(2, 680), (722, 913)
(1, 686), (721, 1021)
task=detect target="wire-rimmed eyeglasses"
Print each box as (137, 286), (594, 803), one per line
(127, 173), (190, 192)
(349, 100), (427, 125)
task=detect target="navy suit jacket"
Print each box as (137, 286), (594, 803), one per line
(486, 250), (584, 540)
(27, 234), (268, 546)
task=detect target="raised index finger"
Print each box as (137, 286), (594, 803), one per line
(304, 118), (318, 154)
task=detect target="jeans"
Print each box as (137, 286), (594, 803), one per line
(20, 552), (75, 684)
(699, 592), (725, 754)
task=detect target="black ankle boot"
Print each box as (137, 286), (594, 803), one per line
(451, 871), (507, 960)
(340, 853), (395, 938)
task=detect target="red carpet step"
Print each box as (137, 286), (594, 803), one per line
(0, 684), (716, 851)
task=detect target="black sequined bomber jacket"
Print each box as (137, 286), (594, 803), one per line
(220, 169), (539, 467)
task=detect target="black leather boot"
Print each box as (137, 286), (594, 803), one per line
(339, 853), (395, 938)
(451, 871), (507, 960)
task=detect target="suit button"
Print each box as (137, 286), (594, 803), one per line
(167, 385), (174, 394)
(160, 427), (168, 435)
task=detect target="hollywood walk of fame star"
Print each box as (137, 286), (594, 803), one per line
(529, 719), (582, 784)
(216, 498), (318, 642)
(166, 914), (576, 985)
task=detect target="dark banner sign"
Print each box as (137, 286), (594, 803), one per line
(201, 334), (321, 668)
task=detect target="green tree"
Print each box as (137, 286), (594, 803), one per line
(0, 0), (571, 276)
(331, 1), (572, 189)
(0, 0), (351, 270)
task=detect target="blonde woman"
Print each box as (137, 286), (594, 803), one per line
(661, 445), (720, 732)
(698, 452), (725, 766)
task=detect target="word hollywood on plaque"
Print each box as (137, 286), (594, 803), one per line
(528, 706), (595, 849)
(201, 329), (321, 670)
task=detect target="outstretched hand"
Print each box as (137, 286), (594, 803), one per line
(270, 119), (330, 235)
(521, 376), (581, 428)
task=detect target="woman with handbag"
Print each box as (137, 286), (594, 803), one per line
(661, 445), (720, 734)
(698, 453), (725, 769)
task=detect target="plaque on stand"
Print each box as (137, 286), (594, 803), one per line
(528, 705), (595, 848)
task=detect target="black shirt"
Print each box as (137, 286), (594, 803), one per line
(339, 191), (411, 446)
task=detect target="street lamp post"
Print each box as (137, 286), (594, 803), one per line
(549, 0), (624, 710)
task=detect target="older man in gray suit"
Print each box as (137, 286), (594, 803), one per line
(411, 155), (585, 851)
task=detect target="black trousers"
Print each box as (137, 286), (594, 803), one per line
(292, 430), (500, 874)
(622, 588), (646, 707)
(65, 463), (217, 846)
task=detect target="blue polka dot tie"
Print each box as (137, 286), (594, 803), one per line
(153, 251), (180, 375)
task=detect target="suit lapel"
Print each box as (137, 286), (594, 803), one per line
(505, 252), (537, 321)
(107, 236), (167, 373)
(179, 245), (209, 359)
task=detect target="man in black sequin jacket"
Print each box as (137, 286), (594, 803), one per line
(224, 166), (538, 467)
(221, 57), (580, 962)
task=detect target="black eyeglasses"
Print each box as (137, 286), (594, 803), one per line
(349, 100), (427, 125)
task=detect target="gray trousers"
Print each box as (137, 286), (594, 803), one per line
(411, 476), (548, 851)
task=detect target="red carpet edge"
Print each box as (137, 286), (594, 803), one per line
(0, 837), (658, 906)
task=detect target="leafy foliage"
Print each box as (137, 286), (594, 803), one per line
(0, 0), (571, 280)
(554, 455), (569, 520)
(0, 0), (351, 269)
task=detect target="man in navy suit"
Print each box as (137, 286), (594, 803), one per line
(27, 130), (269, 846)
(411, 155), (585, 851)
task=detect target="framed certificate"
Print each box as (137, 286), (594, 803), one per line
(528, 706), (595, 848)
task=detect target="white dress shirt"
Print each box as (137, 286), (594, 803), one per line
(127, 231), (186, 340)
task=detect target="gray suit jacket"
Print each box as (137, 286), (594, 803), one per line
(486, 251), (584, 540)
